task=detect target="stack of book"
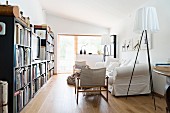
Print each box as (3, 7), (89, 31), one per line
(40, 63), (46, 75)
(0, 81), (8, 113)
(15, 68), (24, 90)
(15, 23), (31, 46)
(154, 63), (170, 72)
(32, 64), (40, 80)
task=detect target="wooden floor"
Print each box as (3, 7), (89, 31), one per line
(21, 74), (166, 113)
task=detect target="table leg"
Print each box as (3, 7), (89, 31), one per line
(165, 85), (170, 113)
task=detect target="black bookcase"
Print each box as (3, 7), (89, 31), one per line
(34, 25), (55, 78)
(0, 15), (50, 113)
(0, 15), (32, 113)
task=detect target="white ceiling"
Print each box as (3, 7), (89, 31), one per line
(39, 0), (150, 28)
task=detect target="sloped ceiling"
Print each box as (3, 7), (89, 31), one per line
(39, 0), (150, 28)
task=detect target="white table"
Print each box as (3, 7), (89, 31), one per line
(153, 69), (170, 113)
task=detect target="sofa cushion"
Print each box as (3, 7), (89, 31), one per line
(127, 60), (139, 66)
(95, 62), (105, 68)
(119, 59), (131, 67)
(107, 62), (120, 72)
(105, 57), (119, 68)
(108, 76), (114, 85)
(116, 64), (149, 78)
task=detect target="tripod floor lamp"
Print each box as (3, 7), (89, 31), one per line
(127, 7), (160, 110)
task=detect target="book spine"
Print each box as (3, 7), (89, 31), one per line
(0, 82), (3, 113)
(0, 81), (8, 113)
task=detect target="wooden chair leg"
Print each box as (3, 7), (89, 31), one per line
(100, 87), (101, 94)
(75, 85), (76, 94)
(106, 76), (109, 102)
(166, 107), (169, 113)
(77, 90), (79, 104)
(76, 78), (80, 104)
(106, 88), (108, 102)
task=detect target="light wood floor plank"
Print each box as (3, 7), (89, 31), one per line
(21, 74), (166, 113)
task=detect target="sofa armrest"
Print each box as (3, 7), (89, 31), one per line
(95, 62), (106, 68)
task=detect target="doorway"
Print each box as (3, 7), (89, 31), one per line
(57, 35), (75, 74)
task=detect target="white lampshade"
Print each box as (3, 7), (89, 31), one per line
(133, 7), (159, 34)
(101, 34), (111, 45)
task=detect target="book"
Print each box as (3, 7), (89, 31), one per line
(16, 90), (24, 111)
(15, 68), (24, 90)
(24, 48), (31, 65)
(23, 86), (30, 105)
(15, 23), (20, 44)
(23, 28), (31, 46)
(15, 45), (19, 67)
(31, 82), (35, 96)
(40, 46), (46, 60)
(0, 81), (8, 113)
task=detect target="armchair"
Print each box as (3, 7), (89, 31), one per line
(75, 68), (108, 104)
(73, 61), (88, 73)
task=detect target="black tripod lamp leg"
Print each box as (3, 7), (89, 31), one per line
(126, 30), (144, 98)
(145, 30), (156, 110)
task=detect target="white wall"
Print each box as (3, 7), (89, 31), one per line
(46, 13), (109, 34)
(1, 0), (45, 24)
(46, 13), (109, 73)
(76, 55), (103, 68)
(110, 0), (170, 95)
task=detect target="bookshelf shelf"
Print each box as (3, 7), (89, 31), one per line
(14, 64), (31, 69)
(41, 72), (46, 76)
(47, 41), (51, 44)
(46, 51), (54, 53)
(15, 82), (31, 92)
(15, 18), (30, 29)
(33, 74), (45, 81)
(16, 44), (31, 48)
(48, 67), (54, 71)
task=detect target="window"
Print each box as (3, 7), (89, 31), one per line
(57, 34), (103, 74)
(77, 36), (103, 54)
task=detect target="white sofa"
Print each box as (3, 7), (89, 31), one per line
(95, 58), (151, 96)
